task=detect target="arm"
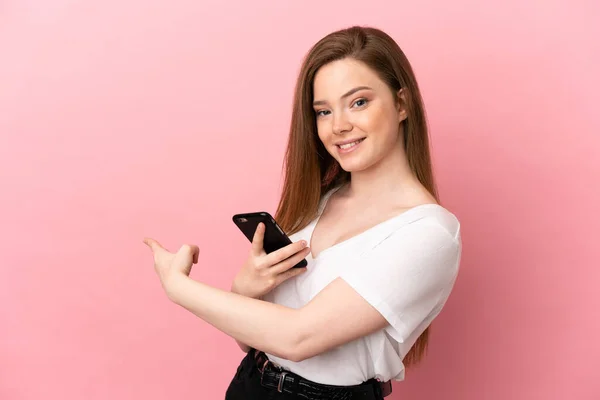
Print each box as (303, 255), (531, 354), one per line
(230, 284), (254, 353)
(234, 340), (251, 353)
(147, 219), (459, 362)
(229, 222), (310, 354)
(234, 339), (251, 353)
(168, 274), (388, 362)
(169, 275), (302, 359)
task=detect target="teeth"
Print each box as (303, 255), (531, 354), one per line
(339, 139), (363, 149)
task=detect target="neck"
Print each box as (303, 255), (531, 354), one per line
(345, 142), (421, 202)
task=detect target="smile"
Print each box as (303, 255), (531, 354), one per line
(336, 138), (365, 153)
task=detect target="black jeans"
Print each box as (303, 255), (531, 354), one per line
(224, 350), (385, 400)
(225, 350), (298, 399)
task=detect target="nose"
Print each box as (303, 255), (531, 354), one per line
(332, 111), (352, 135)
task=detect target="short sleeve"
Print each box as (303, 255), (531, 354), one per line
(339, 217), (461, 344)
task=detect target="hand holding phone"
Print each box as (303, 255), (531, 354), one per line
(231, 212), (310, 299)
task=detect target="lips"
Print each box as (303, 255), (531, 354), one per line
(335, 137), (366, 154)
(336, 138), (365, 149)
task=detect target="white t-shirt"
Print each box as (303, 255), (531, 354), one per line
(262, 187), (462, 385)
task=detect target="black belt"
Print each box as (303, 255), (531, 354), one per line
(253, 349), (392, 399)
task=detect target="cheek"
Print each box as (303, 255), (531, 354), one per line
(372, 107), (399, 138)
(316, 121), (329, 142)
(356, 106), (392, 136)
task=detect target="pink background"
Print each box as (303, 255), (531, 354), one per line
(1, 1), (599, 399)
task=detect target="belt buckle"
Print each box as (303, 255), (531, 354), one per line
(277, 371), (288, 393)
(259, 359), (288, 392)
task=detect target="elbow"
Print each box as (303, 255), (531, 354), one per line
(284, 348), (307, 363)
(285, 347), (305, 363)
(278, 309), (318, 363)
(281, 331), (313, 363)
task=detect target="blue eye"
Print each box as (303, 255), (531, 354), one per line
(316, 110), (331, 117)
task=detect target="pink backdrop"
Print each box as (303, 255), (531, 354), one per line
(1, 1), (599, 399)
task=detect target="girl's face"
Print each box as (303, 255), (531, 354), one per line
(312, 58), (407, 173)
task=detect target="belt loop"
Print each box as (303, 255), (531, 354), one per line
(258, 358), (269, 374)
(277, 371), (288, 392)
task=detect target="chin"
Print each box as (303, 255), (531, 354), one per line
(330, 142), (377, 173)
(337, 159), (372, 173)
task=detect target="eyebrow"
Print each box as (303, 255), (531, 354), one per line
(312, 86), (373, 107)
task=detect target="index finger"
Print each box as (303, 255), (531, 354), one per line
(143, 237), (164, 253)
(251, 223), (265, 255)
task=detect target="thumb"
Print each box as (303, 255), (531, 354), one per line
(173, 244), (200, 270)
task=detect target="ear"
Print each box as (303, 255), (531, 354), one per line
(396, 88), (408, 122)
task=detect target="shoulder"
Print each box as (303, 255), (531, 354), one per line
(367, 204), (461, 256)
(410, 204), (461, 241)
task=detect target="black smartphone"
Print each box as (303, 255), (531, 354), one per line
(232, 211), (308, 269)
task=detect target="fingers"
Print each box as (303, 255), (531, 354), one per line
(274, 265), (307, 287)
(266, 240), (309, 267)
(143, 237), (164, 253)
(192, 246), (199, 264)
(251, 223), (265, 255)
(270, 245), (311, 275)
(144, 238), (199, 264)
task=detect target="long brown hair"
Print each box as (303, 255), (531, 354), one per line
(274, 26), (438, 367)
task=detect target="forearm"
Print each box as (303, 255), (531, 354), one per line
(230, 286), (256, 353)
(167, 275), (298, 359)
